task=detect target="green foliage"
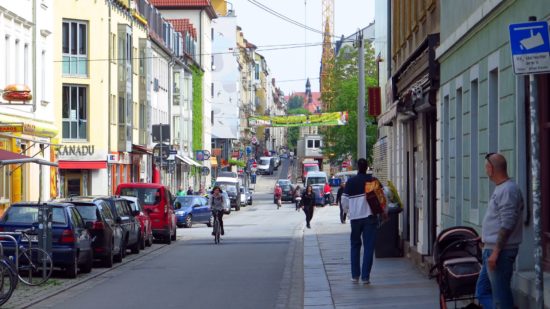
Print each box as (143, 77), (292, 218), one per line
(287, 95), (305, 110)
(287, 107), (309, 115)
(286, 107), (308, 150)
(228, 159), (246, 168)
(321, 41), (378, 164)
(191, 66), (203, 151)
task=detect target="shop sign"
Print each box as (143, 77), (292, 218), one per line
(56, 145), (107, 161)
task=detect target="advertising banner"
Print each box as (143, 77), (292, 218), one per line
(248, 111), (348, 127)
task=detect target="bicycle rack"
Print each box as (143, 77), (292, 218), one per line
(0, 232), (20, 272)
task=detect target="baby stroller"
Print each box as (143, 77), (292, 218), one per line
(429, 226), (482, 309)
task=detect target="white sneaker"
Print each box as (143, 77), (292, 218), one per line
(351, 278), (359, 283)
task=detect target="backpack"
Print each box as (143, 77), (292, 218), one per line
(364, 178), (386, 215)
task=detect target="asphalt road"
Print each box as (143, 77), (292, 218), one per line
(31, 159), (304, 309)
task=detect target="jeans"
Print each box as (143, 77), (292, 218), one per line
(475, 248), (518, 309)
(303, 206), (314, 225)
(212, 210), (224, 234)
(350, 216), (378, 281)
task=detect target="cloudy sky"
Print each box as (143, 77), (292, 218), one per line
(232, 0), (375, 96)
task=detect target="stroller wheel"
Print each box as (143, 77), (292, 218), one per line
(439, 293), (447, 309)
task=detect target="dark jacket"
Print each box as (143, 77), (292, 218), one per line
(301, 191), (315, 208)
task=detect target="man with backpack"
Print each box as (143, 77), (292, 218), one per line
(341, 158), (386, 284)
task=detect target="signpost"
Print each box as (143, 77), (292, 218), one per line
(509, 18), (548, 309)
(509, 20), (550, 75)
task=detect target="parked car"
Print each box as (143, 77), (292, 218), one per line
(56, 197), (124, 267)
(238, 187), (247, 207)
(120, 196), (153, 249)
(0, 202), (94, 278)
(274, 180), (293, 203)
(242, 187), (253, 205)
(116, 183), (177, 244)
(272, 156), (280, 170)
(174, 196), (211, 228)
(97, 196), (142, 255)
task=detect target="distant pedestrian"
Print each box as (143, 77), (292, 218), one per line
(176, 186), (185, 197)
(475, 153), (523, 309)
(186, 186), (194, 195)
(301, 185), (315, 228)
(323, 182), (332, 205)
(341, 158), (377, 284)
(336, 182), (346, 223)
(293, 185), (302, 211)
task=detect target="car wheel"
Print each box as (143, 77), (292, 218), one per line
(184, 215), (192, 228)
(103, 243), (114, 268)
(165, 229), (172, 244)
(147, 231), (153, 247)
(114, 238), (126, 262)
(81, 251), (93, 274)
(140, 232), (146, 250)
(170, 227), (177, 241)
(206, 214), (213, 227)
(65, 254), (78, 279)
(131, 233), (140, 254)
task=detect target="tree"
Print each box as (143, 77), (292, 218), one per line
(286, 107), (309, 151)
(321, 41), (378, 165)
(287, 95), (305, 110)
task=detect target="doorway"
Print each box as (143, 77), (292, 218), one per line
(64, 174), (82, 197)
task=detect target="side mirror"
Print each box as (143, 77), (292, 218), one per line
(132, 210), (140, 217)
(193, 204), (200, 208)
(85, 221), (94, 229)
(115, 217), (122, 224)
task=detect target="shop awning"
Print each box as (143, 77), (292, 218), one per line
(378, 101), (398, 127)
(210, 157), (218, 167)
(132, 144), (153, 155)
(0, 149), (57, 166)
(176, 155), (202, 167)
(58, 160), (107, 169)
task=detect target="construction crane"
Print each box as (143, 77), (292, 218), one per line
(320, 0), (335, 112)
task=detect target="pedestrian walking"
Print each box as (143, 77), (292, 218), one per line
(186, 186), (194, 195)
(336, 182), (346, 223)
(293, 185), (302, 211)
(323, 182), (332, 205)
(341, 158), (377, 284)
(475, 153), (524, 309)
(301, 185), (315, 228)
(176, 186), (185, 197)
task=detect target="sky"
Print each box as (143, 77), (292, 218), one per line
(232, 0), (375, 96)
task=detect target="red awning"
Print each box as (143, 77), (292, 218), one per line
(0, 149), (30, 160)
(58, 161), (107, 169)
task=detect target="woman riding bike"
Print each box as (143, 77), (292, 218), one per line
(209, 186), (227, 236)
(274, 184), (282, 209)
(293, 185), (302, 211)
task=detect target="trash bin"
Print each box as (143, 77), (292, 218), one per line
(375, 206), (403, 258)
(329, 178), (340, 187)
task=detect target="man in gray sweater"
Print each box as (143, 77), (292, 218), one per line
(476, 153), (524, 309)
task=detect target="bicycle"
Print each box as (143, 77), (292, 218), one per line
(212, 209), (222, 244)
(0, 242), (17, 306)
(9, 228), (53, 286)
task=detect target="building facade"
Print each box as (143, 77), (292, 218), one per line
(436, 0), (550, 306)
(0, 0), (57, 209)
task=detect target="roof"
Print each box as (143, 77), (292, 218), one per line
(285, 92), (322, 113)
(166, 18), (197, 39)
(149, 0), (217, 19)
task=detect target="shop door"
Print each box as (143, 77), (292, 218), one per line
(65, 174), (82, 197)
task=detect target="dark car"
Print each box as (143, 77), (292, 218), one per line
(174, 196), (211, 228)
(56, 197), (124, 267)
(0, 202), (94, 278)
(97, 196), (142, 255)
(312, 186), (325, 206)
(121, 196), (153, 249)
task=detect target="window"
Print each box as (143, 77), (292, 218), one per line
(211, 82), (214, 98)
(4, 35), (9, 84)
(455, 88), (463, 222)
(255, 63), (260, 80)
(470, 80), (479, 214)
(62, 20), (88, 76)
(314, 140), (321, 148)
(24, 43), (29, 84)
(307, 140), (313, 148)
(62, 85), (88, 140)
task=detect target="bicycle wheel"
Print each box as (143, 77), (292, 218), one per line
(18, 247), (53, 286)
(0, 259), (17, 306)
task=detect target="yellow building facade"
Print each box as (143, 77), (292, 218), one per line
(53, 0), (148, 197)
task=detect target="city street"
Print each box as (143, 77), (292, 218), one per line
(25, 163), (304, 309)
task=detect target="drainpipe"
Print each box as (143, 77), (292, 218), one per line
(107, 1), (112, 194)
(32, 0), (37, 113)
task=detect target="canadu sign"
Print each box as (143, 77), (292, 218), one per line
(55, 145), (107, 161)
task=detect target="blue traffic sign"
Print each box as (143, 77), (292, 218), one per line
(246, 146), (252, 155)
(509, 21), (550, 74)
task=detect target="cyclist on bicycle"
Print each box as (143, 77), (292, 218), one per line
(209, 186), (227, 236)
(274, 184), (282, 209)
(293, 185), (302, 211)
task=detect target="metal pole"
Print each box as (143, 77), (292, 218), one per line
(527, 15), (543, 309)
(357, 30), (366, 159)
(529, 73), (543, 309)
(160, 123), (163, 185)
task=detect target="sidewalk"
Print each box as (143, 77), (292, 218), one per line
(303, 206), (440, 309)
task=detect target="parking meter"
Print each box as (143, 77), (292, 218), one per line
(37, 203), (52, 254)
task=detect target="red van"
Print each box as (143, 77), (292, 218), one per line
(115, 183), (177, 244)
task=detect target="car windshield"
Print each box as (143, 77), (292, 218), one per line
(175, 197), (194, 208)
(126, 200), (140, 212)
(74, 205), (98, 221)
(119, 188), (160, 206)
(305, 166), (319, 172)
(281, 185), (292, 191)
(307, 177), (326, 186)
(260, 159), (270, 165)
(3, 206), (67, 225)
